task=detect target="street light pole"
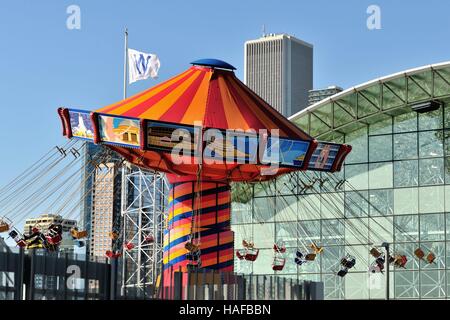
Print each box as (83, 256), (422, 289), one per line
(381, 242), (390, 300)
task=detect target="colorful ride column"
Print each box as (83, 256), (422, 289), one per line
(163, 175), (234, 272)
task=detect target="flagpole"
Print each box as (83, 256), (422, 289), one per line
(123, 27), (128, 99)
(120, 28), (128, 297)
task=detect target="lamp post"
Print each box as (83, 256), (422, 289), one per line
(381, 242), (390, 300)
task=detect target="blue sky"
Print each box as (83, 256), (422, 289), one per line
(0, 0), (450, 185)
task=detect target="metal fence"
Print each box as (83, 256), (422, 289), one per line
(0, 248), (323, 300)
(160, 268), (324, 300)
(0, 248), (111, 300)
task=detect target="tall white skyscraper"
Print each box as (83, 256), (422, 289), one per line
(244, 33), (313, 117)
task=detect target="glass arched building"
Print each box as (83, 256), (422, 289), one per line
(231, 61), (450, 299)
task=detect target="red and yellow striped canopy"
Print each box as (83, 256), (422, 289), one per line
(96, 65), (311, 140)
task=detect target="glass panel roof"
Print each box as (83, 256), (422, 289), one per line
(434, 66), (450, 98)
(408, 71), (432, 102)
(294, 114), (310, 134)
(291, 63), (450, 138)
(358, 84), (381, 118)
(310, 112), (331, 137)
(383, 77), (406, 110)
(311, 103), (333, 127)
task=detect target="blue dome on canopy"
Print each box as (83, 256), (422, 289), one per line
(190, 58), (236, 70)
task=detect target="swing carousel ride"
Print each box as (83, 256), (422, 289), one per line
(0, 59), (435, 282)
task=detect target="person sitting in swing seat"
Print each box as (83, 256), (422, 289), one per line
(370, 248), (382, 258)
(340, 256), (356, 269)
(375, 256), (385, 268)
(393, 255), (408, 268)
(242, 240), (254, 249)
(426, 252), (436, 264)
(185, 241), (200, 253)
(273, 242), (286, 253)
(22, 227), (47, 248)
(295, 251), (305, 265)
(46, 224), (63, 245)
(310, 243), (324, 254)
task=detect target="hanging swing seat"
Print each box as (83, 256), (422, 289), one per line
(144, 235), (155, 243)
(337, 268), (348, 277)
(426, 252), (436, 264)
(414, 248), (425, 260)
(186, 235), (202, 270)
(310, 243), (324, 254)
(17, 239), (27, 248)
(375, 256), (385, 268)
(186, 250), (201, 262)
(27, 241), (44, 249)
(75, 240), (85, 248)
(0, 218), (11, 233)
(370, 248), (382, 258)
(370, 256), (386, 273)
(244, 248), (259, 261)
(295, 257), (306, 266)
(340, 256), (356, 269)
(393, 255), (408, 268)
(70, 228), (88, 239)
(369, 263), (383, 273)
(105, 250), (122, 259)
(8, 229), (26, 247)
(305, 253), (317, 261)
(272, 257), (286, 271)
(186, 261), (202, 272)
(45, 224), (62, 246)
(46, 234), (62, 245)
(295, 251), (305, 265)
(124, 242), (135, 251)
(109, 231), (119, 240)
(236, 249), (246, 260)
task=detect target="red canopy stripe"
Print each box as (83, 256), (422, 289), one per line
(217, 74), (251, 130)
(124, 69), (201, 118)
(180, 69), (212, 125)
(203, 72), (229, 129)
(159, 70), (208, 123)
(97, 68), (195, 115)
(235, 77), (310, 140)
(137, 70), (204, 119)
(225, 76), (289, 136)
(223, 75), (278, 135)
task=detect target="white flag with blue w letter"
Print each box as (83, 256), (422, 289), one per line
(128, 48), (160, 84)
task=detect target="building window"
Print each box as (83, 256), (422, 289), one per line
(394, 132), (418, 160)
(394, 160), (419, 187)
(369, 162), (393, 189)
(345, 164), (368, 191)
(419, 131), (444, 158)
(419, 158), (444, 186)
(369, 135), (393, 162)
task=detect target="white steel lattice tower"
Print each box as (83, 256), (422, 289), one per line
(120, 163), (168, 295)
